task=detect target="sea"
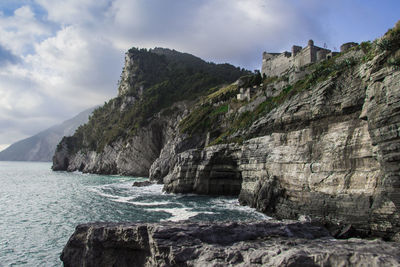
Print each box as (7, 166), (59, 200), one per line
(0, 161), (269, 266)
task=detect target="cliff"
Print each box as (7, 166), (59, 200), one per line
(152, 26), (400, 240)
(61, 221), (400, 267)
(161, 64), (399, 238)
(52, 48), (247, 175)
(0, 107), (95, 162)
(54, 23), (400, 240)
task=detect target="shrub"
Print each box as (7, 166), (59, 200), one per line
(378, 21), (400, 53)
(360, 41), (372, 54)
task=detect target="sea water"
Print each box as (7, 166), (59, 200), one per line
(0, 161), (268, 266)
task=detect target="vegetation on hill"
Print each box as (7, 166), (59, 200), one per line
(69, 48), (249, 152)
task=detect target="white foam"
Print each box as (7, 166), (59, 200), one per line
(128, 201), (171, 206)
(130, 184), (164, 194)
(88, 180), (270, 221)
(88, 181), (162, 195)
(87, 187), (131, 201)
(72, 170), (90, 176)
(88, 184), (172, 206)
(109, 196), (135, 203)
(150, 208), (207, 222)
(209, 197), (272, 220)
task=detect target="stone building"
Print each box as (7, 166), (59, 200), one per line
(237, 86), (258, 101)
(261, 40), (332, 78)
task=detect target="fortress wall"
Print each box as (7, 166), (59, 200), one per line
(261, 52), (292, 77)
(293, 46), (313, 69)
(262, 42), (332, 77)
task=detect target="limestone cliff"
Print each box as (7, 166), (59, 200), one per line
(52, 102), (188, 176)
(52, 48), (247, 176)
(152, 25), (400, 240)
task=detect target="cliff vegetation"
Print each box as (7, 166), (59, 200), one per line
(63, 48), (249, 153)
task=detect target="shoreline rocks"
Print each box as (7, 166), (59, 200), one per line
(132, 180), (153, 187)
(61, 220), (400, 267)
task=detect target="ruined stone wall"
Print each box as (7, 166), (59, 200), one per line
(293, 46), (313, 68)
(261, 52), (292, 77)
(264, 43), (332, 77)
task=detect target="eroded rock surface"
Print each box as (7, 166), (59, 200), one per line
(160, 60), (400, 240)
(163, 144), (243, 195)
(53, 102), (194, 177)
(61, 221), (400, 267)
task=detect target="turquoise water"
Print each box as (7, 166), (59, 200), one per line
(0, 161), (268, 266)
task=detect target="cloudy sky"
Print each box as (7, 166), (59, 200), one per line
(0, 0), (399, 151)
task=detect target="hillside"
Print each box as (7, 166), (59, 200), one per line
(53, 22), (400, 241)
(52, 48), (248, 174)
(0, 107), (95, 162)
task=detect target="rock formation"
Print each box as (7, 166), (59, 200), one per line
(52, 108), (179, 176)
(54, 23), (400, 242)
(61, 221), (400, 267)
(153, 48), (400, 240)
(52, 48), (246, 176)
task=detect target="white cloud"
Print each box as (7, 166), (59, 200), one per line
(0, 5), (50, 55)
(0, 8), (122, 145)
(24, 25), (122, 107)
(35, 0), (111, 25)
(94, 0), (327, 68)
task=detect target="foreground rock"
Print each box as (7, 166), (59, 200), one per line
(61, 221), (400, 267)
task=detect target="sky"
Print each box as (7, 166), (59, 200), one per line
(0, 0), (399, 151)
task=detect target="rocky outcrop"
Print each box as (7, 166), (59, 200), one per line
(162, 144), (243, 195)
(52, 102), (195, 176)
(159, 55), (400, 240)
(53, 120), (165, 176)
(61, 221), (400, 267)
(52, 47), (246, 176)
(132, 181), (153, 187)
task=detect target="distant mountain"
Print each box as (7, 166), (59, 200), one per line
(0, 107), (96, 162)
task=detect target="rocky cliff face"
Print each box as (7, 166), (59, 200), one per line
(152, 35), (400, 239)
(61, 221), (400, 267)
(161, 144), (243, 195)
(52, 47), (246, 176)
(53, 102), (191, 176)
(54, 25), (400, 241)
(159, 57), (400, 240)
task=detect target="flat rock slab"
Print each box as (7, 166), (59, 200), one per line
(61, 220), (400, 267)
